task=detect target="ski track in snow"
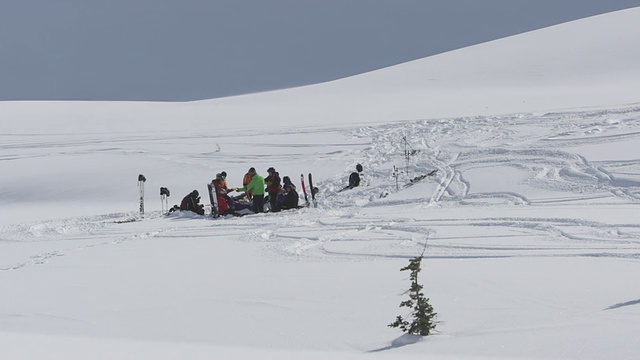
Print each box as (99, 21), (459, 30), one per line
(2, 107), (640, 268)
(0, 212), (172, 271)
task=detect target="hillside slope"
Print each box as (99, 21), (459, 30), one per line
(2, 7), (639, 134)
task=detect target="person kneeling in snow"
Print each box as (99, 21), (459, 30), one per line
(339, 164), (364, 192)
(215, 187), (254, 216)
(212, 172), (232, 215)
(349, 163), (363, 188)
(179, 190), (205, 215)
(276, 176), (299, 211)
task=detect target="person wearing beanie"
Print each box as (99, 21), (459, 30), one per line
(338, 163), (365, 192)
(265, 167), (282, 212)
(212, 171), (229, 193)
(349, 164), (363, 188)
(277, 176), (299, 211)
(236, 167), (265, 213)
(179, 189), (205, 215)
(212, 172), (231, 215)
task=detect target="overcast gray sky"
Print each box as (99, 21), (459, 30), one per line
(1, 0), (639, 101)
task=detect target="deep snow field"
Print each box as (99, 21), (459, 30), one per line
(2, 7), (640, 360)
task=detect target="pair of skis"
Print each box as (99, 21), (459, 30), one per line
(403, 169), (438, 188)
(300, 173), (317, 208)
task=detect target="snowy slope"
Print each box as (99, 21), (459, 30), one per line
(1, 7), (640, 360)
(3, 7), (640, 134)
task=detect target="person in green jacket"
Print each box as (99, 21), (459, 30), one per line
(235, 167), (265, 213)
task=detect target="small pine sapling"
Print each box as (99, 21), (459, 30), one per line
(389, 253), (437, 336)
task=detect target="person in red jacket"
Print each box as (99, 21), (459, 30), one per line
(212, 171), (229, 191)
(265, 167), (282, 212)
(212, 172), (231, 215)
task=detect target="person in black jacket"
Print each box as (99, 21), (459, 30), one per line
(179, 190), (205, 215)
(349, 164), (363, 187)
(277, 176), (299, 211)
(337, 164), (364, 193)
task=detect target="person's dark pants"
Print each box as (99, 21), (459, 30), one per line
(268, 191), (279, 212)
(252, 194), (264, 213)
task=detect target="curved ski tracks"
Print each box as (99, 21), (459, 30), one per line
(2, 107), (640, 269)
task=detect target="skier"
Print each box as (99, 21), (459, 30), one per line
(179, 190), (205, 215)
(234, 167), (265, 213)
(350, 164), (363, 187)
(339, 164), (364, 192)
(265, 167), (282, 212)
(277, 176), (299, 211)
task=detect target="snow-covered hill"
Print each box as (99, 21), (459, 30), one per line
(1, 7), (640, 360)
(3, 7), (640, 134)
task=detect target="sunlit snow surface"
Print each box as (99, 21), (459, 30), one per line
(2, 8), (640, 360)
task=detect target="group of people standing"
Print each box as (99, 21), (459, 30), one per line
(178, 167), (300, 216)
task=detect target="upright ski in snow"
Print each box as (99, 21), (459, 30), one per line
(300, 174), (309, 206)
(160, 187), (170, 215)
(207, 183), (220, 218)
(138, 174), (146, 218)
(308, 173), (317, 208)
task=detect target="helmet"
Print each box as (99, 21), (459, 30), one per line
(248, 167), (256, 175)
(267, 167), (275, 173)
(192, 190), (199, 197)
(356, 164), (363, 172)
(220, 171), (227, 179)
